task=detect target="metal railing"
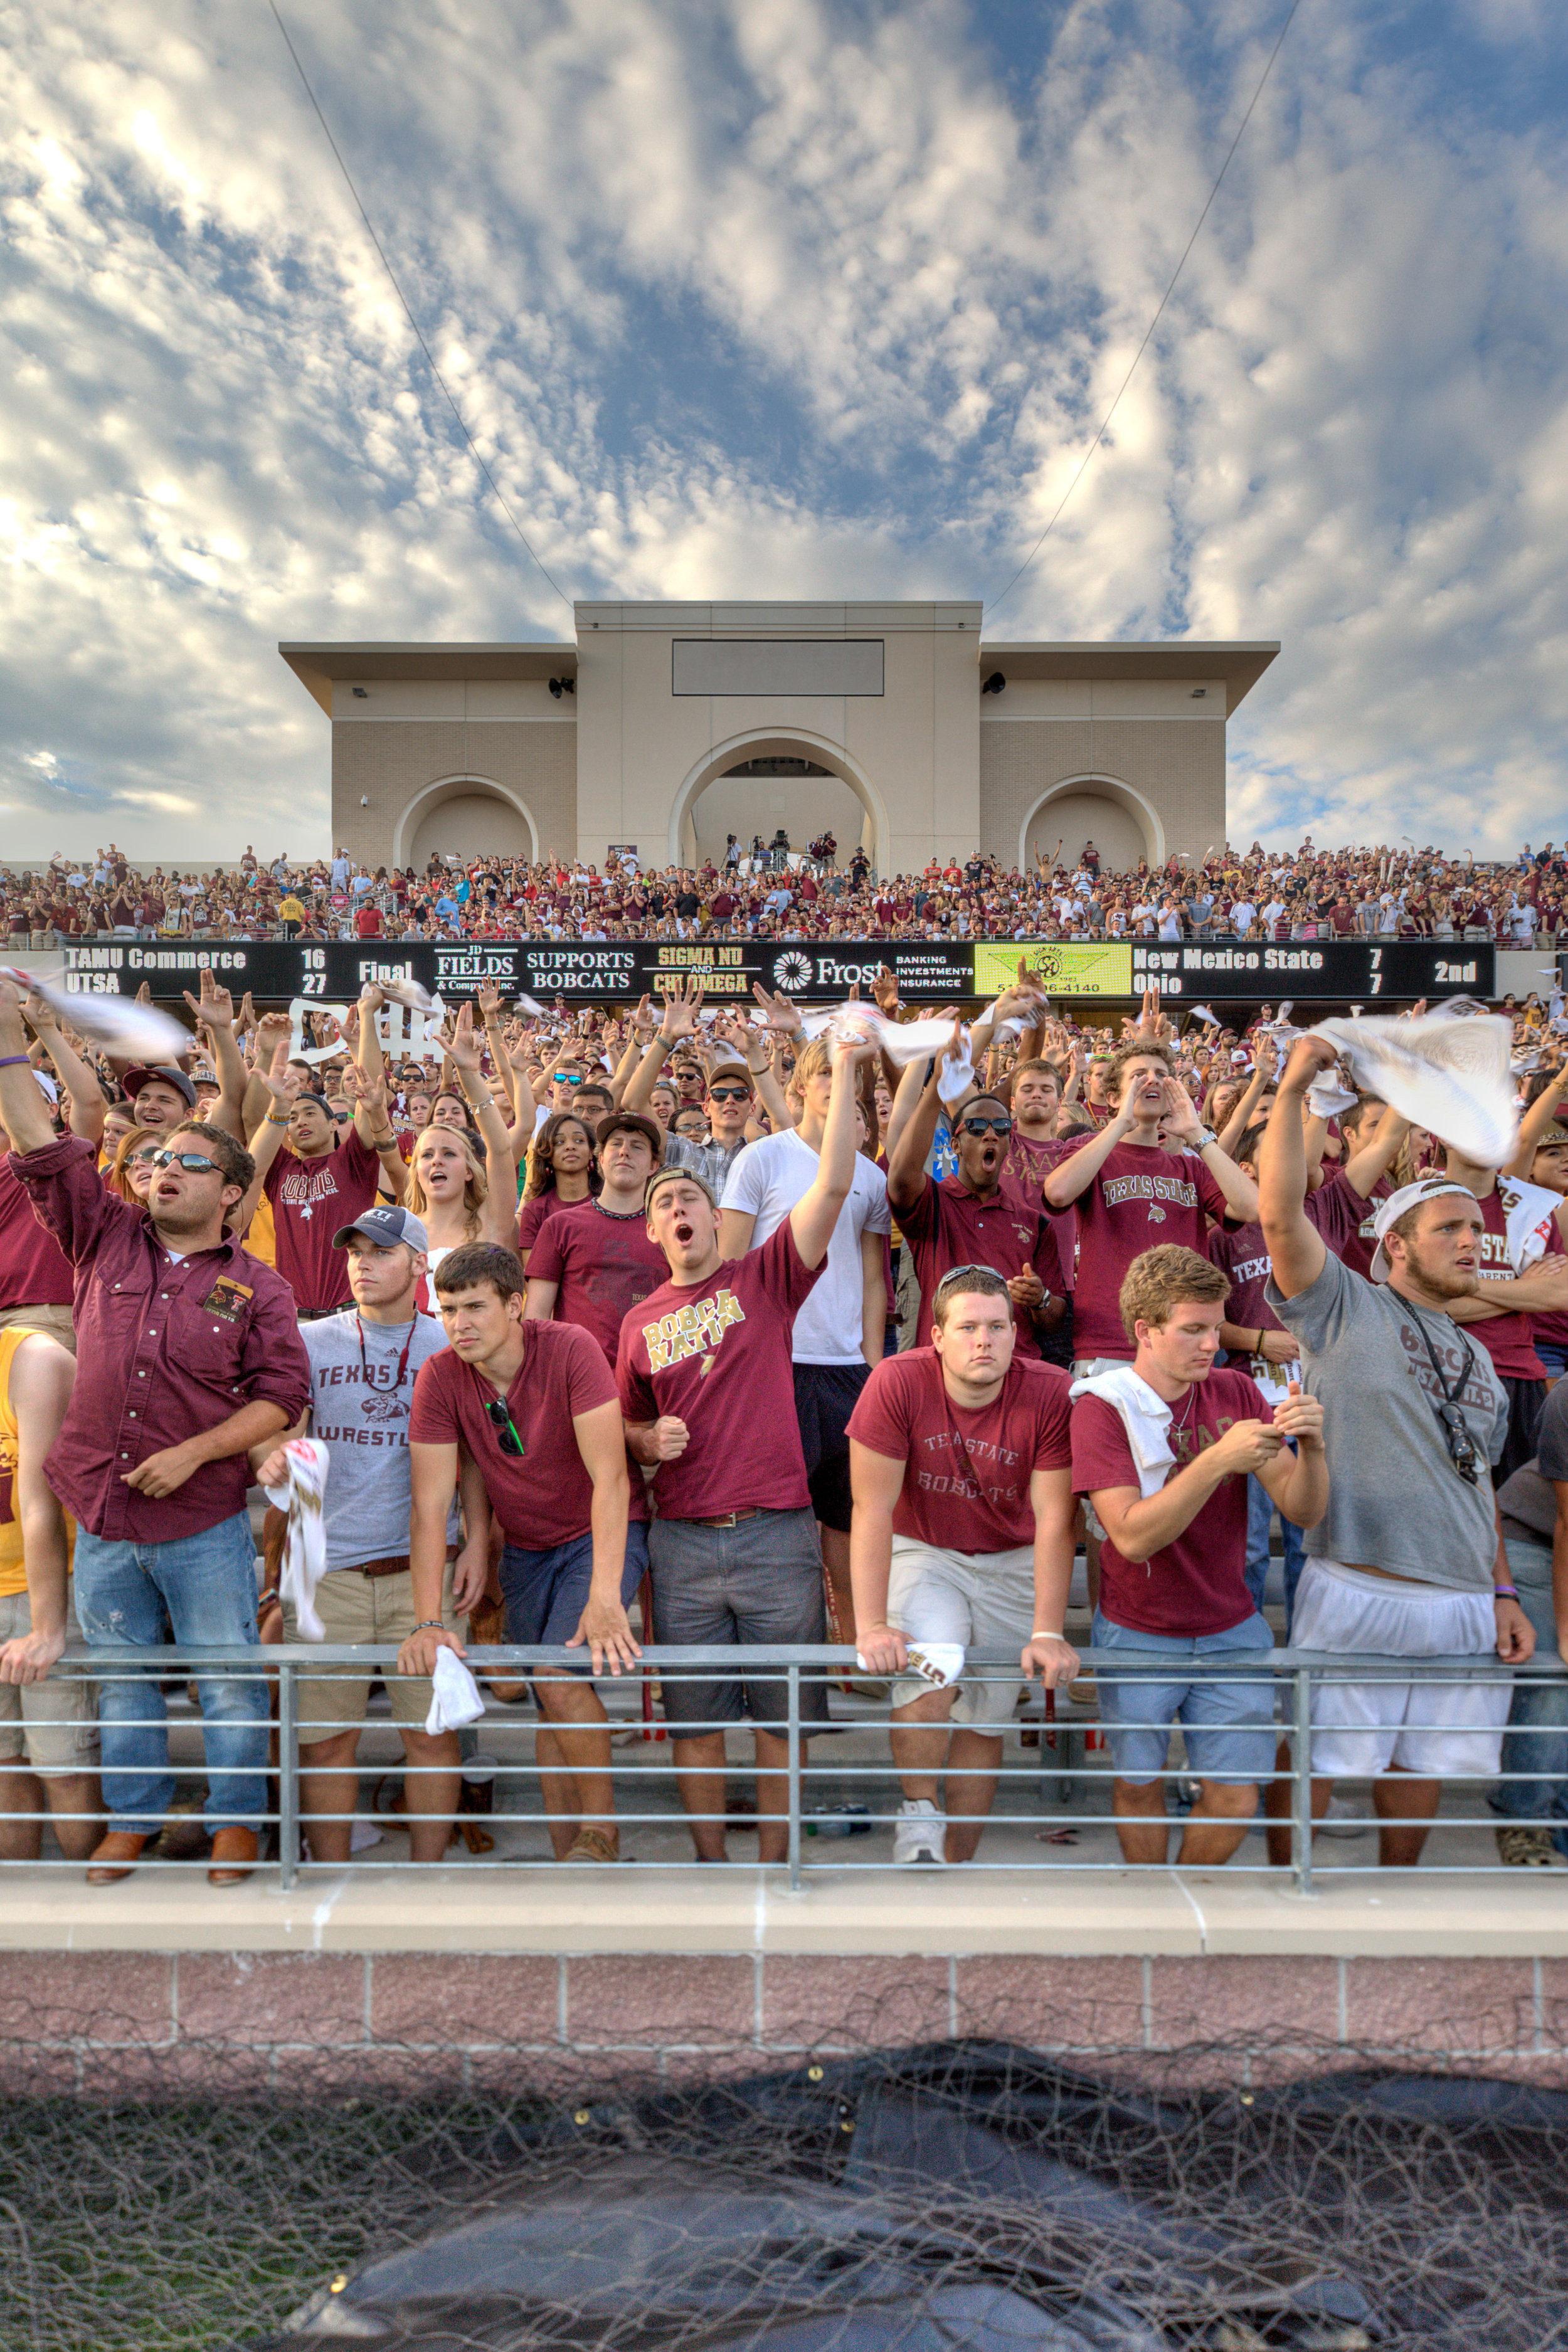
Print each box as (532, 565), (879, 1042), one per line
(4, 1644), (1565, 1895)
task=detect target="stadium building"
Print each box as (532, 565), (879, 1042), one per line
(280, 604), (1278, 878)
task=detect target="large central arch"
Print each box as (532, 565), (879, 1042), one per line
(669, 729), (892, 874)
(392, 775), (540, 869)
(1018, 775), (1165, 874)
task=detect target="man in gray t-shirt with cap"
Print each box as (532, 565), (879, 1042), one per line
(249, 1205), (484, 1865)
(1258, 1034), (1534, 1870)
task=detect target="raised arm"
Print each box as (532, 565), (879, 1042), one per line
(788, 1037), (876, 1269)
(181, 968), (246, 1140)
(0, 980), (58, 1153)
(1159, 1079), (1258, 1222)
(23, 995), (105, 1148)
(1043, 1096), (1133, 1209)
(1506, 1060), (1568, 1179)
(885, 1043), (952, 1219)
(438, 1002), (516, 1242)
(1258, 1036), (1336, 1298)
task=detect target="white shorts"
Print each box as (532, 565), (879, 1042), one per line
(886, 1537), (1033, 1729)
(1291, 1557), (1510, 1781)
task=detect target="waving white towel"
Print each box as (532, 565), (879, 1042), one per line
(2, 967), (191, 1061)
(260, 1438), (330, 1642)
(1499, 1174), (1562, 1276)
(1313, 1013), (1518, 1167)
(1069, 1367), (1176, 1498)
(425, 1646), (487, 1735)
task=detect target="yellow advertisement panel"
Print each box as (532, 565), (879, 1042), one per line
(973, 941), (1134, 998)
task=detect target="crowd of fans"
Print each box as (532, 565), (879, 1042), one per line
(1, 916), (1567, 1886)
(4, 832), (1568, 946)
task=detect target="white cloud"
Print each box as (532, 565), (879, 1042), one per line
(0, 0), (1565, 862)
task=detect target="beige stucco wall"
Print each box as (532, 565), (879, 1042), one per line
(330, 717), (578, 871)
(573, 603), (982, 877)
(978, 718), (1227, 872)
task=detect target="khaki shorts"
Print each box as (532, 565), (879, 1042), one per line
(0, 1590), (99, 1775)
(886, 1538), (1035, 1728)
(0, 1304), (76, 1353)
(282, 1563), (465, 1744)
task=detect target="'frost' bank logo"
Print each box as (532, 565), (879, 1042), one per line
(772, 951), (813, 991)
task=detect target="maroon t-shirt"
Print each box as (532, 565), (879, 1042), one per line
(1071, 1366), (1268, 1636)
(895, 1173), (1064, 1359)
(529, 1198), (668, 1367)
(517, 1189), (588, 1262)
(847, 1350), (1072, 1552)
(0, 1152), (74, 1309)
(1065, 1142), (1229, 1362)
(1472, 1185), (1548, 1380)
(615, 1220), (823, 1520)
(409, 1320), (618, 1548)
(1305, 1168), (1388, 1281)
(262, 1127), (383, 1314)
(1205, 1218), (1285, 1342)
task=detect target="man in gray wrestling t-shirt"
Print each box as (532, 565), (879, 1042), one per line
(1258, 1034), (1534, 1869)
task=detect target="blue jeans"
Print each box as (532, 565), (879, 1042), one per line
(1092, 1608), (1276, 1786)
(1490, 1537), (1568, 1845)
(1244, 1468), (1306, 1631)
(1537, 1343), (1568, 1379)
(72, 1510), (268, 1833)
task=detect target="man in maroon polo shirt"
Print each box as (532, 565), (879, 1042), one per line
(0, 978), (310, 1886)
(886, 1042), (1067, 1364)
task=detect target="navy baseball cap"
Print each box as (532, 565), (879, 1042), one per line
(332, 1205), (430, 1253)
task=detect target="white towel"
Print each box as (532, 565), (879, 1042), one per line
(260, 1438), (330, 1642)
(936, 1034), (976, 1106)
(1069, 1367), (1175, 1498)
(425, 1646), (486, 1735)
(1306, 1076), (1359, 1120)
(1, 967), (190, 1061)
(1498, 1173), (1562, 1276)
(1313, 1012), (1518, 1167)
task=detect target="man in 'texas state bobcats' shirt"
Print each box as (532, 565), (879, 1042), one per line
(1044, 1040), (1258, 1370)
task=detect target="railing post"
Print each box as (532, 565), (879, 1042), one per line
(787, 1665), (802, 1890)
(278, 1661), (299, 1892)
(1291, 1665), (1313, 1896)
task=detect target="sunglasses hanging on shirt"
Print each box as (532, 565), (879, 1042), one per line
(1412, 1318), (1480, 1486)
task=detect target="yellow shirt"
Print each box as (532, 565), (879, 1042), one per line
(0, 1325), (75, 1599)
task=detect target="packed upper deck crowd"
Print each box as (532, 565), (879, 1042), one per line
(4, 831), (1568, 948)
(1, 906), (1567, 1887)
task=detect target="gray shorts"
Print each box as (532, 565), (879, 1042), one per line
(647, 1507), (829, 1736)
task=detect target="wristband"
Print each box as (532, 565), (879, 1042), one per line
(411, 1619), (445, 1634)
(265, 1111), (289, 1127)
(1256, 1330), (1266, 1355)
(1493, 1586), (1519, 1600)
(1030, 1629), (1064, 1641)
(0, 1054), (33, 1069)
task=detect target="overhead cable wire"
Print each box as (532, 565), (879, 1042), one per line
(267, 0), (574, 610)
(984, 0), (1303, 622)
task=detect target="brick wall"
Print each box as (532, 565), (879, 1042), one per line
(4, 1950), (1565, 2096)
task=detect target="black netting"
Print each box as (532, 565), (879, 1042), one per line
(4, 2026), (1567, 2349)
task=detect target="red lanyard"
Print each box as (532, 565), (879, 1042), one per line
(356, 1314), (415, 1395)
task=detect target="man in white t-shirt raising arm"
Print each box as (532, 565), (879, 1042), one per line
(720, 1036), (891, 1644)
(847, 1267), (1079, 1868)
(1259, 1034), (1534, 1869)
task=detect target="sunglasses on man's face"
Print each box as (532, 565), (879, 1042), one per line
(150, 1150), (222, 1174)
(958, 1116), (1013, 1138)
(707, 1085), (751, 1103)
(483, 1397), (526, 1458)
(554, 1072), (582, 1085)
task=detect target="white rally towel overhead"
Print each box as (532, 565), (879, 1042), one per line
(1312, 1012), (1518, 1167)
(425, 1646), (487, 1735)
(260, 1438), (331, 1642)
(1, 968), (191, 1062)
(1069, 1366), (1176, 1498)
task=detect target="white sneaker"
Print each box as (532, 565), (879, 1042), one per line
(1317, 1793), (1367, 1839)
(893, 1798), (946, 1867)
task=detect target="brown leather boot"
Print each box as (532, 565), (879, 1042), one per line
(87, 1830), (152, 1884)
(207, 1826), (259, 1885)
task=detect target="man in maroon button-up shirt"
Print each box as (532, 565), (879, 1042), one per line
(0, 981), (310, 1883)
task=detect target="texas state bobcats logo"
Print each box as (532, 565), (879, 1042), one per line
(643, 1288), (746, 1372)
(1147, 1205), (1167, 1223)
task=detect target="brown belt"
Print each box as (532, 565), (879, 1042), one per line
(688, 1508), (764, 1530)
(349, 1554), (410, 1580)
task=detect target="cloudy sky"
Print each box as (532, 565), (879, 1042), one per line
(3, 0), (1566, 864)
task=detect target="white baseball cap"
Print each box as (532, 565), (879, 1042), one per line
(1368, 1178), (1477, 1283)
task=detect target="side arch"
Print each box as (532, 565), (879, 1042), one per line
(669, 729), (892, 875)
(1018, 776), (1165, 874)
(392, 775), (540, 869)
